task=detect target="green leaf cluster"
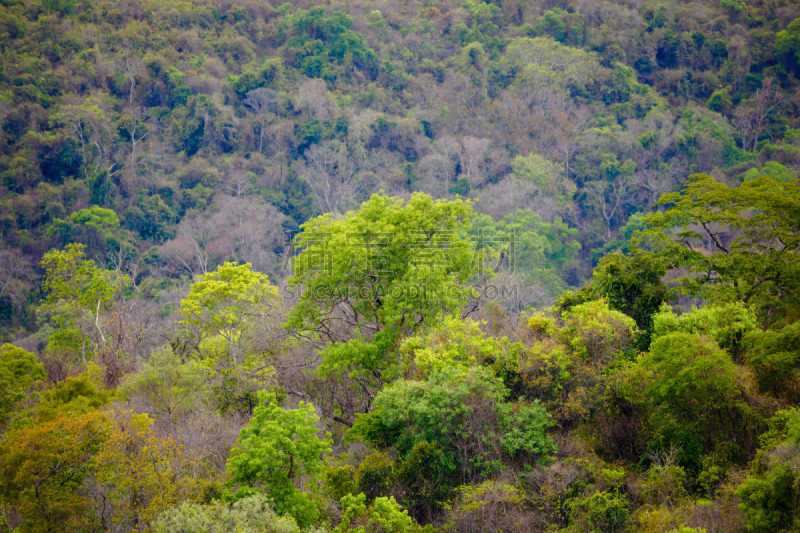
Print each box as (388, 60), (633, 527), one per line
(226, 390), (332, 527)
(350, 365), (556, 482)
(0, 344), (45, 428)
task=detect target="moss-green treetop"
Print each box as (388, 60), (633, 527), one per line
(179, 262), (281, 365)
(638, 174), (800, 326)
(288, 192), (486, 341)
(286, 192), (491, 408)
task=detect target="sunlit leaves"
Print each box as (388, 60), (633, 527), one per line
(226, 391), (332, 527)
(179, 262), (282, 365)
(39, 243), (129, 362)
(638, 174), (800, 325)
(288, 192), (488, 407)
(0, 344), (45, 429)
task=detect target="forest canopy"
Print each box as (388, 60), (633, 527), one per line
(1, 0), (800, 531)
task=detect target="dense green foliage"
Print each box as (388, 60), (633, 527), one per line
(0, 343), (45, 428)
(226, 390), (332, 526)
(153, 493), (303, 533)
(638, 173), (800, 327)
(1, 180), (799, 532)
(2, 0), (800, 531)
(349, 365), (555, 480)
(288, 192), (486, 415)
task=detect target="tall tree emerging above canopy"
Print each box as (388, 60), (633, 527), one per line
(287, 192), (490, 410)
(288, 192), (487, 341)
(637, 174), (800, 327)
(39, 244), (129, 364)
(179, 262), (283, 365)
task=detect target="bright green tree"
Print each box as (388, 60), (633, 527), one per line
(0, 344), (46, 429)
(349, 366), (555, 483)
(400, 316), (523, 379)
(226, 390), (332, 527)
(556, 299), (638, 367)
(638, 332), (757, 468)
(288, 192), (488, 410)
(335, 492), (425, 533)
(742, 161), (797, 182)
(651, 301), (757, 360)
(592, 251), (670, 349)
(470, 209), (580, 301)
(69, 206), (119, 234)
(736, 408), (800, 533)
(39, 244), (128, 363)
(493, 299), (637, 426)
(179, 262), (282, 365)
(637, 174), (800, 327)
(745, 320), (800, 403)
(566, 491), (629, 533)
(776, 18), (800, 77)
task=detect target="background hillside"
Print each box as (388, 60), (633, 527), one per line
(2, 0), (800, 338)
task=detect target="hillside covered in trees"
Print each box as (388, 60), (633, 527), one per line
(1, 0), (800, 530)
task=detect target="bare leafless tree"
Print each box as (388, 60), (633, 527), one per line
(585, 176), (637, 243)
(117, 107), (169, 198)
(116, 53), (144, 106)
(243, 87), (278, 155)
(0, 244), (33, 312)
(293, 78), (330, 119)
(159, 196), (287, 278)
(434, 135), (461, 187)
(160, 215), (215, 278)
(417, 153), (451, 198)
(301, 141), (359, 215)
(735, 77), (785, 152)
(220, 170), (254, 198)
(54, 96), (122, 184)
(459, 136), (491, 187)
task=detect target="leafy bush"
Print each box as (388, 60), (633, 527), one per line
(153, 493), (301, 533)
(334, 493), (427, 533)
(745, 320), (800, 403)
(652, 302), (757, 360)
(441, 481), (538, 533)
(354, 451), (395, 501)
(349, 366), (556, 483)
(736, 409), (800, 533)
(0, 343), (45, 428)
(226, 391), (332, 527)
(566, 491), (629, 533)
(639, 332), (759, 469)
